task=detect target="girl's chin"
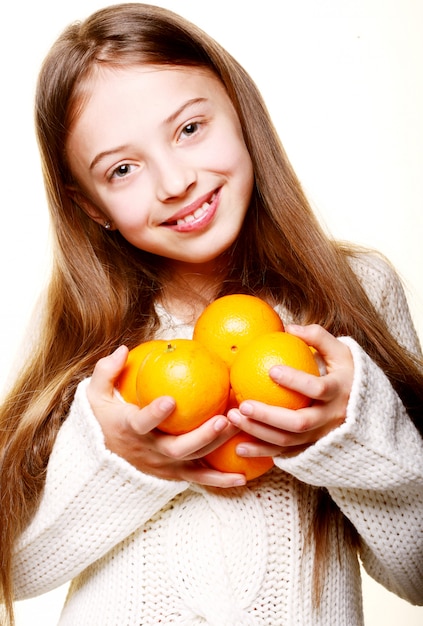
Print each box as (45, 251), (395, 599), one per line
(165, 247), (232, 271)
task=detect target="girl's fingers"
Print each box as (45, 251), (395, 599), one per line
(122, 395), (177, 435)
(178, 464), (247, 488)
(87, 350), (178, 435)
(268, 364), (330, 402)
(285, 323), (354, 371)
(234, 437), (309, 458)
(152, 416), (239, 460)
(229, 404), (342, 449)
(89, 345), (129, 397)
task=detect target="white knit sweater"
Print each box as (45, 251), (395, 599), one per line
(13, 253), (423, 625)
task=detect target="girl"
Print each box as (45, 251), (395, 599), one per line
(1, 3), (423, 624)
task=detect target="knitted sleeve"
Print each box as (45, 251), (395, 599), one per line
(13, 378), (188, 599)
(274, 253), (423, 605)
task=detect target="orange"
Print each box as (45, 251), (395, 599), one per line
(136, 339), (230, 434)
(193, 294), (284, 368)
(226, 387), (238, 411)
(205, 432), (274, 481)
(116, 339), (166, 405)
(230, 331), (320, 409)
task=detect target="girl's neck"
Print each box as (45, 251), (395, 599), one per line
(158, 258), (226, 324)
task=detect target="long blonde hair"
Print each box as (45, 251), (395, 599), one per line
(1, 3), (422, 623)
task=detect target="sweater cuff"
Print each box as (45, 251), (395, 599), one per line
(60, 377), (188, 495)
(19, 378), (188, 551)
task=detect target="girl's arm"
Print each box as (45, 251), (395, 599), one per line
(229, 254), (423, 604)
(275, 334), (423, 605)
(12, 379), (189, 598)
(13, 365), (242, 599)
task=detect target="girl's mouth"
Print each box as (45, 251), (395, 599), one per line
(161, 189), (220, 232)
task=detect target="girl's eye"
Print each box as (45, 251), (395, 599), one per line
(181, 122), (199, 137)
(110, 163), (135, 179)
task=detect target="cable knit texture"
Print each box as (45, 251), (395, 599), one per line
(13, 253), (423, 625)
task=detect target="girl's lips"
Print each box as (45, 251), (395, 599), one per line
(161, 189), (220, 232)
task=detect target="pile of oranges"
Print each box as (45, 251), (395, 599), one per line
(117, 294), (320, 481)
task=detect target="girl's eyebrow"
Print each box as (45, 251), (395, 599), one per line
(90, 144), (131, 171)
(90, 97), (208, 171)
(163, 97), (207, 126)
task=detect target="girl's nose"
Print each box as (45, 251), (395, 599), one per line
(155, 152), (197, 202)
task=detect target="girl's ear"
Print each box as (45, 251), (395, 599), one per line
(66, 187), (115, 230)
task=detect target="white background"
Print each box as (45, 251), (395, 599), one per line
(1, 0), (422, 624)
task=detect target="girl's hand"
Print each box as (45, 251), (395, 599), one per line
(86, 346), (246, 488)
(227, 324), (354, 457)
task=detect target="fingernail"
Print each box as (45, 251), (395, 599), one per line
(269, 365), (285, 382)
(159, 397), (175, 412)
(228, 410), (241, 425)
(214, 417), (228, 432)
(233, 478), (247, 487)
(240, 402), (253, 416)
(113, 345), (127, 359)
(285, 324), (303, 334)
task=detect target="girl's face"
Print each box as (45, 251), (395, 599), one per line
(66, 65), (254, 271)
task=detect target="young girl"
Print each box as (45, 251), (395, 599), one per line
(1, 3), (422, 625)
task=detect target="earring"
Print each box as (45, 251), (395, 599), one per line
(104, 221), (112, 230)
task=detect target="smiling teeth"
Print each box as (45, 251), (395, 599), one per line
(176, 203), (209, 226)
